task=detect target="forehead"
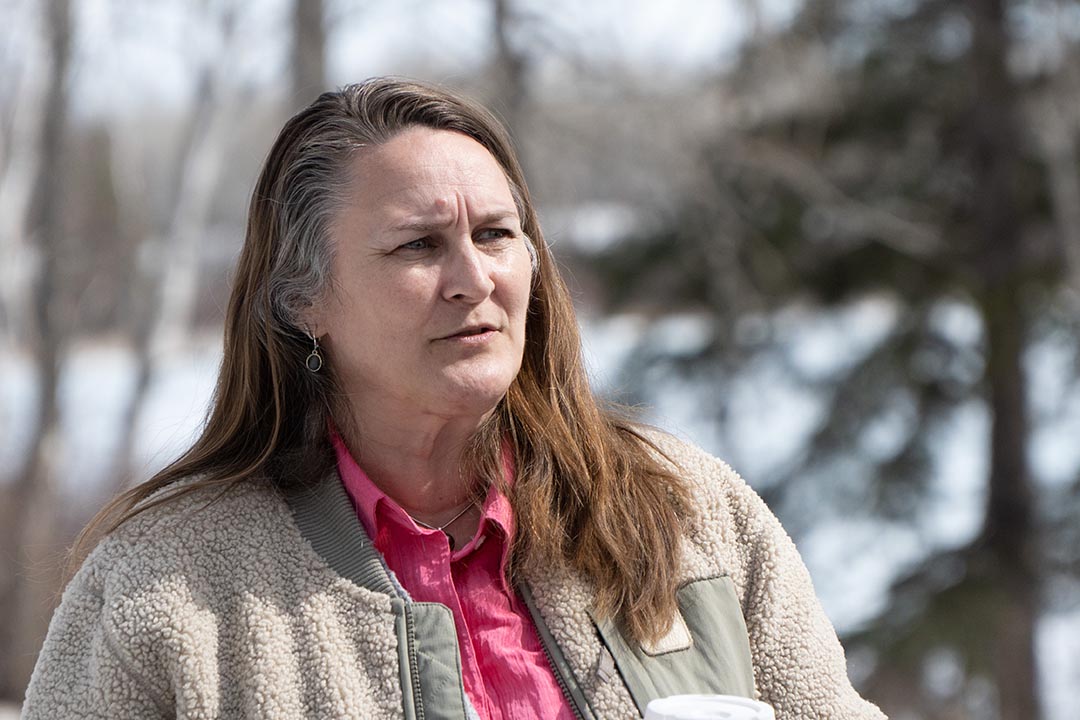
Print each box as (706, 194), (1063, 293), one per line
(344, 127), (516, 216)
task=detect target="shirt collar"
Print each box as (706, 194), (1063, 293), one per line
(332, 428), (515, 558)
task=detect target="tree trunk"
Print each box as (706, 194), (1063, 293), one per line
(0, 49), (40, 343)
(966, 0), (1040, 717)
(109, 46), (231, 494)
(150, 7), (237, 357)
(0, 0), (71, 700)
(291, 0), (325, 105)
(491, 0), (528, 144)
(1034, 95), (1080, 286)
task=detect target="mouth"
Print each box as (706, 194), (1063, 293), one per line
(440, 324), (498, 340)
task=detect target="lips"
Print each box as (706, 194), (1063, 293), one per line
(440, 324), (497, 340)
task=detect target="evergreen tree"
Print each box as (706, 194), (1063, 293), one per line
(583, 1), (1080, 716)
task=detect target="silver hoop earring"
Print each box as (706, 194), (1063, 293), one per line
(305, 333), (324, 373)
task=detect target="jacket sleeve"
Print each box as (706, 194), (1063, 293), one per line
(720, 466), (886, 720)
(22, 554), (171, 719)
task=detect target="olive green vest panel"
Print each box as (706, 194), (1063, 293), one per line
(287, 479), (473, 720)
(591, 575), (757, 715)
(406, 602), (472, 720)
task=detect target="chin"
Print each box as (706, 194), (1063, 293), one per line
(434, 369), (518, 415)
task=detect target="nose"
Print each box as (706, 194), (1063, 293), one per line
(441, 237), (496, 303)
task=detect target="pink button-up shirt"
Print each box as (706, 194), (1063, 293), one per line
(333, 433), (576, 720)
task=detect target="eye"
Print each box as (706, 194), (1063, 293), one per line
(398, 237), (434, 251)
(475, 228), (513, 242)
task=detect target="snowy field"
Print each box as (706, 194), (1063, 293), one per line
(2, 315), (1079, 718)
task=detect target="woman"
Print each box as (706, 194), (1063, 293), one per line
(24, 79), (884, 719)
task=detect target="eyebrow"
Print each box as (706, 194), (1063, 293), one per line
(389, 211), (519, 234)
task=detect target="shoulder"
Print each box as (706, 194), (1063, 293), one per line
(61, 478), (334, 668)
(633, 426), (795, 582)
(634, 427), (739, 486)
(632, 425), (768, 523)
(104, 478), (296, 562)
(35, 476), (401, 717)
(121, 476), (291, 538)
(32, 480), (306, 711)
(630, 429), (887, 718)
(72, 477), (326, 614)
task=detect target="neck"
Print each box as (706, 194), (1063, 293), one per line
(336, 403), (489, 520)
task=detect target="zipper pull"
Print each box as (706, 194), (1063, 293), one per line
(596, 648), (616, 683)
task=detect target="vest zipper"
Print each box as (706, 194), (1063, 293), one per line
(404, 603), (425, 720)
(537, 631), (586, 720)
(518, 584), (588, 720)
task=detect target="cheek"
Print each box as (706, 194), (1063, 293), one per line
(339, 270), (430, 325)
(509, 263), (534, 325)
(499, 246), (534, 300)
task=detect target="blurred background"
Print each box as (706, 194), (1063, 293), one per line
(1, 0), (1079, 717)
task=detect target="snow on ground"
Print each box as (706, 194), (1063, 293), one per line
(1041, 609), (1080, 720)
(0, 703), (19, 719)
(1, 335), (221, 496)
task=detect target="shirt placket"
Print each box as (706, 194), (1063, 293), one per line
(412, 526), (498, 720)
(451, 553), (502, 720)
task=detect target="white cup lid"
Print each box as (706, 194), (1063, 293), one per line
(644, 694), (776, 720)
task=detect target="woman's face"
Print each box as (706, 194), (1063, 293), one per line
(313, 126), (533, 424)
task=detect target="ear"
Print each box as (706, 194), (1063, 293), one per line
(297, 304), (327, 340)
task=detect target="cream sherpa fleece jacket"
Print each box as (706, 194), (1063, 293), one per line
(23, 432), (885, 719)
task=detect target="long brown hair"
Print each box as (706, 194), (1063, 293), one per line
(75, 78), (690, 644)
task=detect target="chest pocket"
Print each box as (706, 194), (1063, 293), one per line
(590, 575), (756, 714)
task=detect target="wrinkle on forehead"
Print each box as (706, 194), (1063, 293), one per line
(333, 127), (522, 239)
(384, 193), (519, 237)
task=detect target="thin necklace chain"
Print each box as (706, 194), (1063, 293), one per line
(408, 500), (476, 532)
